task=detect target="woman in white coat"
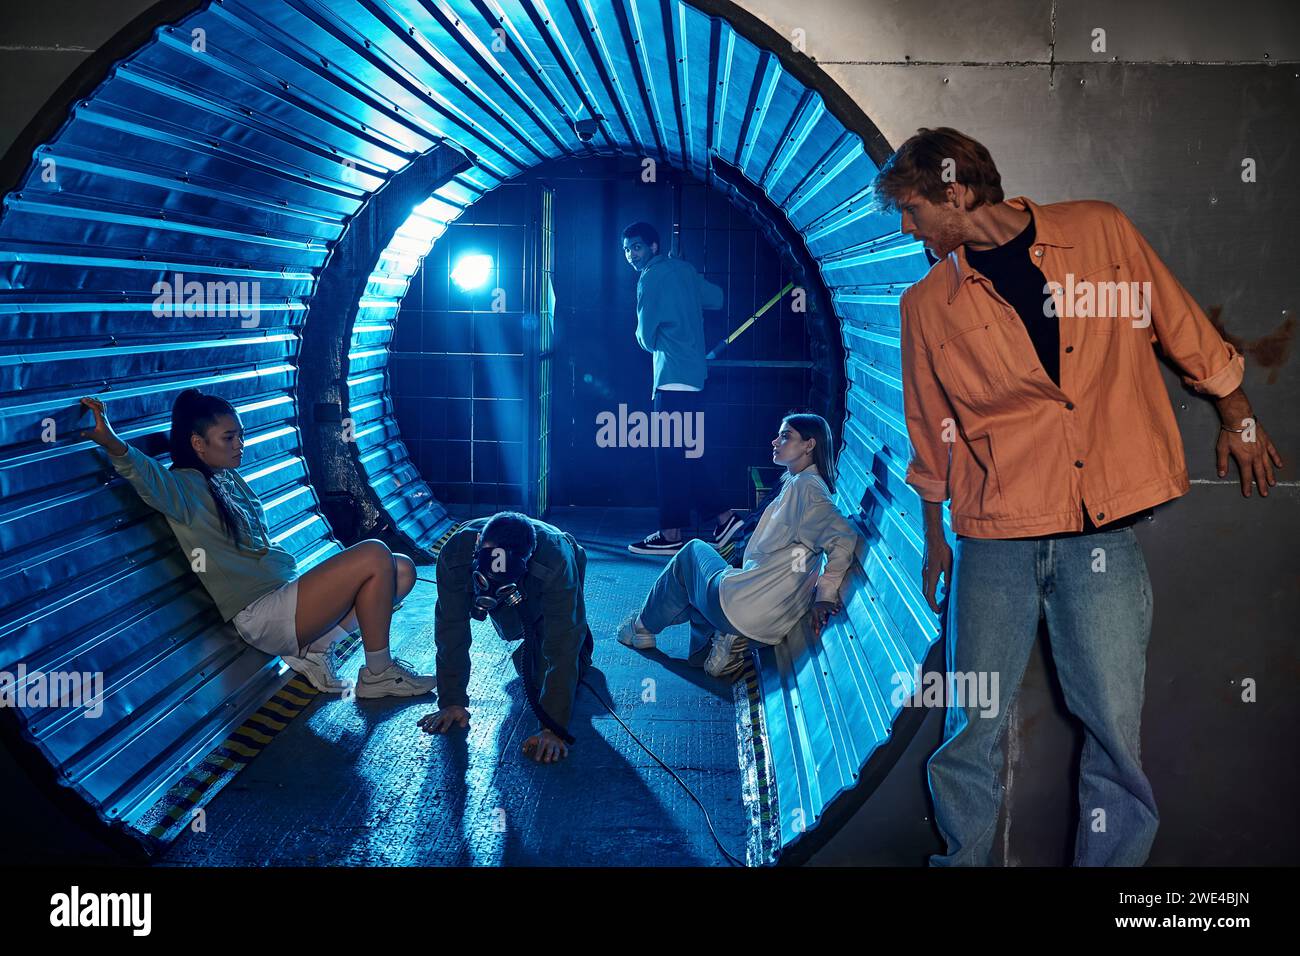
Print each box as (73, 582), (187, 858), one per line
(618, 412), (860, 678)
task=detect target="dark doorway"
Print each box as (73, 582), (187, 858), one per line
(389, 155), (836, 522)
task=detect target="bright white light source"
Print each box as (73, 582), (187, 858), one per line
(451, 253), (493, 290)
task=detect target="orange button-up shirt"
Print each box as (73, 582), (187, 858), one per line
(899, 196), (1245, 538)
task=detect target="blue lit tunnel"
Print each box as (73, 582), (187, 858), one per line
(0, 0), (938, 865)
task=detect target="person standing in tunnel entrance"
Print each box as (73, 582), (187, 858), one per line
(78, 390), (435, 699)
(875, 127), (1284, 866)
(621, 221), (745, 556)
(418, 512), (595, 763)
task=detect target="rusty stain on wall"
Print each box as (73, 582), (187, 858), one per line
(1206, 307), (1296, 385)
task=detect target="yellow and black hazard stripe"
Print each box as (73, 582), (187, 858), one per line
(142, 673), (327, 845)
(738, 649), (780, 866)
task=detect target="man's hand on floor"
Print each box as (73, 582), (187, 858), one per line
(522, 728), (569, 763)
(418, 705), (470, 734)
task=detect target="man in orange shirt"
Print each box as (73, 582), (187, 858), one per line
(874, 127), (1283, 866)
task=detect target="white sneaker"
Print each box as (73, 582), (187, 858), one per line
(354, 658), (436, 699)
(617, 614), (656, 650)
(283, 650), (347, 693)
(704, 631), (749, 679)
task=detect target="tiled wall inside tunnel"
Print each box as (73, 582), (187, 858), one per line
(390, 157), (822, 519)
(390, 186), (533, 513)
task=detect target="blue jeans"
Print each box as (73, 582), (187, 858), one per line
(639, 540), (742, 651)
(927, 526), (1158, 866)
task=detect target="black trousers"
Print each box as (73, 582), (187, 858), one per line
(654, 387), (727, 532)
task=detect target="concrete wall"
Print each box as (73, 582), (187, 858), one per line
(2, 0), (1295, 864)
(734, 0), (1299, 865)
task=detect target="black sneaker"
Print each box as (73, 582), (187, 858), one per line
(628, 531), (686, 555)
(711, 513), (745, 549)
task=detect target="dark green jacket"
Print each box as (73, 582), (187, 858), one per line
(434, 517), (592, 732)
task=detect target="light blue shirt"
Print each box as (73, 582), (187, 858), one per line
(108, 446), (299, 621)
(635, 254), (724, 397)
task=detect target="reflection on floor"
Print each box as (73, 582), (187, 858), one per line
(161, 507), (748, 866)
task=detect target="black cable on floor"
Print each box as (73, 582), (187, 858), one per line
(578, 674), (745, 867)
(414, 573), (746, 866)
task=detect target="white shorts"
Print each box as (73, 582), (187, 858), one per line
(233, 578), (301, 658)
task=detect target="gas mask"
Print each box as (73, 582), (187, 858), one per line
(469, 539), (531, 621)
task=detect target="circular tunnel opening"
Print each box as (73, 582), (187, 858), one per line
(1, 0), (938, 867)
(379, 153), (842, 526)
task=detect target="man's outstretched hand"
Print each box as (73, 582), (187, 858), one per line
(1215, 389), (1284, 498)
(522, 728), (568, 763)
(418, 705), (470, 734)
(1217, 419), (1284, 498)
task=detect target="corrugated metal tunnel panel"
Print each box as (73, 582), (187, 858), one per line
(0, 0), (940, 862)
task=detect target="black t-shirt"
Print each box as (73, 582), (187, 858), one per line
(962, 210), (1150, 538)
(965, 209), (1059, 385)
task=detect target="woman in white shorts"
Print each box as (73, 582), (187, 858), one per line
(80, 389), (434, 699)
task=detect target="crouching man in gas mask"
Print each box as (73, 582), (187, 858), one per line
(417, 511), (594, 763)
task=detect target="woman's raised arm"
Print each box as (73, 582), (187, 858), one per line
(80, 396), (199, 525)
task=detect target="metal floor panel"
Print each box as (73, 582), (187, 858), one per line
(159, 507), (748, 866)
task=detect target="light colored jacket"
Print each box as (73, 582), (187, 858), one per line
(108, 446), (298, 621)
(635, 254), (724, 396)
(900, 196), (1245, 538)
(718, 464), (860, 644)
